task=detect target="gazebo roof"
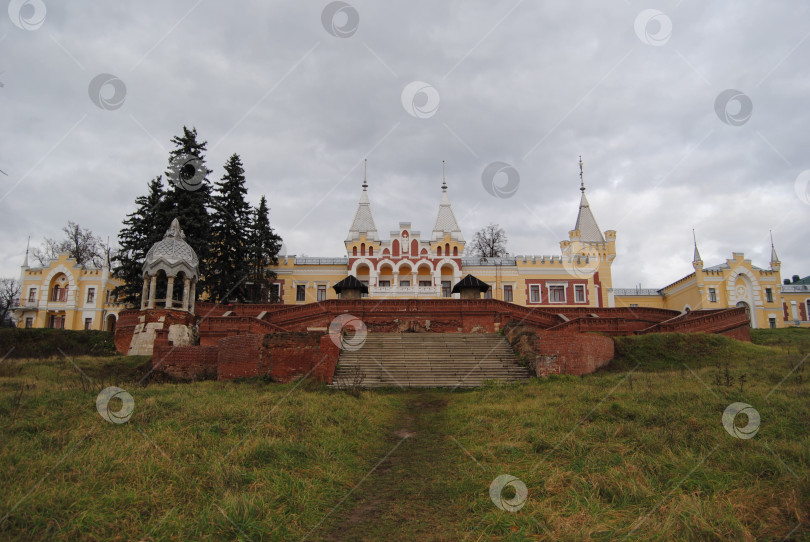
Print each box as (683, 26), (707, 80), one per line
(143, 218), (199, 279)
(451, 274), (490, 293)
(333, 275), (369, 294)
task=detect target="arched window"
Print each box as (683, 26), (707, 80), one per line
(445, 243), (450, 256)
(392, 239), (400, 257)
(361, 243), (365, 256)
(437, 246), (442, 256)
(411, 239), (418, 255)
(353, 246), (357, 256)
(369, 247), (373, 256)
(453, 246), (458, 256)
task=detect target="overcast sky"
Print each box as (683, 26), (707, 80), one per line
(2, 1), (809, 289)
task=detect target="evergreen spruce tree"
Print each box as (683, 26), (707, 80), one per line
(113, 176), (168, 303)
(247, 195), (283, 302)
(209, 153), (252, 302)
(163, 126), (213, 295)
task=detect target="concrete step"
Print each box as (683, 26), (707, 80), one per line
(331, 332), (530, 389)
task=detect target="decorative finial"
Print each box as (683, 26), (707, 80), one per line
(579, 155), (585, 192)
(362, 158), (368, 190)
(442, 160), (447, 191)
(769, 229), (774, 248)
(692, 228), (697, 245)
(692, 228), (702, 264)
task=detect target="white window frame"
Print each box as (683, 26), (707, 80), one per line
(708, 288), (717, 303)
(574, 284), (586, 303)
(86, 288), (95, 304)
(546, 282), (567, 304)
(529, 284), (541, 303)
(316, 284), (327, 302)
(765, 288), (773, 303)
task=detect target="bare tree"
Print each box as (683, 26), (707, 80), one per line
(31, 239), (60, 266)
(471, 223), (508, 258)
(30, 222), (106, 268)
(0, 278), (21, 327)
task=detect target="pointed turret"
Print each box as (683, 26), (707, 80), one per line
(573, 156), (605, 243)
(769, 230), (780, 270)
(692, 229), (703, 269)
(431, 161), (464, 242)
(22, 236), (30, 268)
(346, 159), (379, 241)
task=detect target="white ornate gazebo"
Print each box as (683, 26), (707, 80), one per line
(141, 218), (200, 313)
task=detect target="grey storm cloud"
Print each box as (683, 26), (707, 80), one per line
(1, 0), (808, 288)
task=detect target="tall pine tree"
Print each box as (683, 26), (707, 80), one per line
(209, 154), (252, 302)
(163, 126), (213, 296)
(113, 176), (168, 303)
(246, 195), (283, 302)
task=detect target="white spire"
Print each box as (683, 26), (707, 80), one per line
(692, 229), (702, 264)
(347, 159), (378, 241)
(770, 230), (779, 264)
(574, 157), (605, 243)
(432, 160), (464, 241)
(22, 236), (30, 268)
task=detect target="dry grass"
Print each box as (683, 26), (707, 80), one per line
(1, 329), (808, 540)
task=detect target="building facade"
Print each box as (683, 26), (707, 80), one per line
(14, 165), (806, 331)
(264, 170), (805, 329)
(609, 243), (810, 329)
(268, 171), (617, 310)
(11, 253), (126, 331)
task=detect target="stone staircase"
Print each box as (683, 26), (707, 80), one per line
(331, 333), (532, 389)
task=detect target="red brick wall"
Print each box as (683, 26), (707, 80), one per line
(260, 332), (339, 383)
(151, 340), (219, 380)
(505, 323), (614, 376)
(114, 308), (197, 354)
(720, 326), (751, 342)
(114, 309), (141, 353)
(217, 334), (263, 380)
(535, 332), (614, 376)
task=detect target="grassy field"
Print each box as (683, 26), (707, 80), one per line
(0, 329), (808, 540)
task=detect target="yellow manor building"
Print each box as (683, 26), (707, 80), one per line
(264, 172), (808, 329)
(12, 253), (127, 331)
(268, 174), (616, 309)
(13, 166), (808, 330)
